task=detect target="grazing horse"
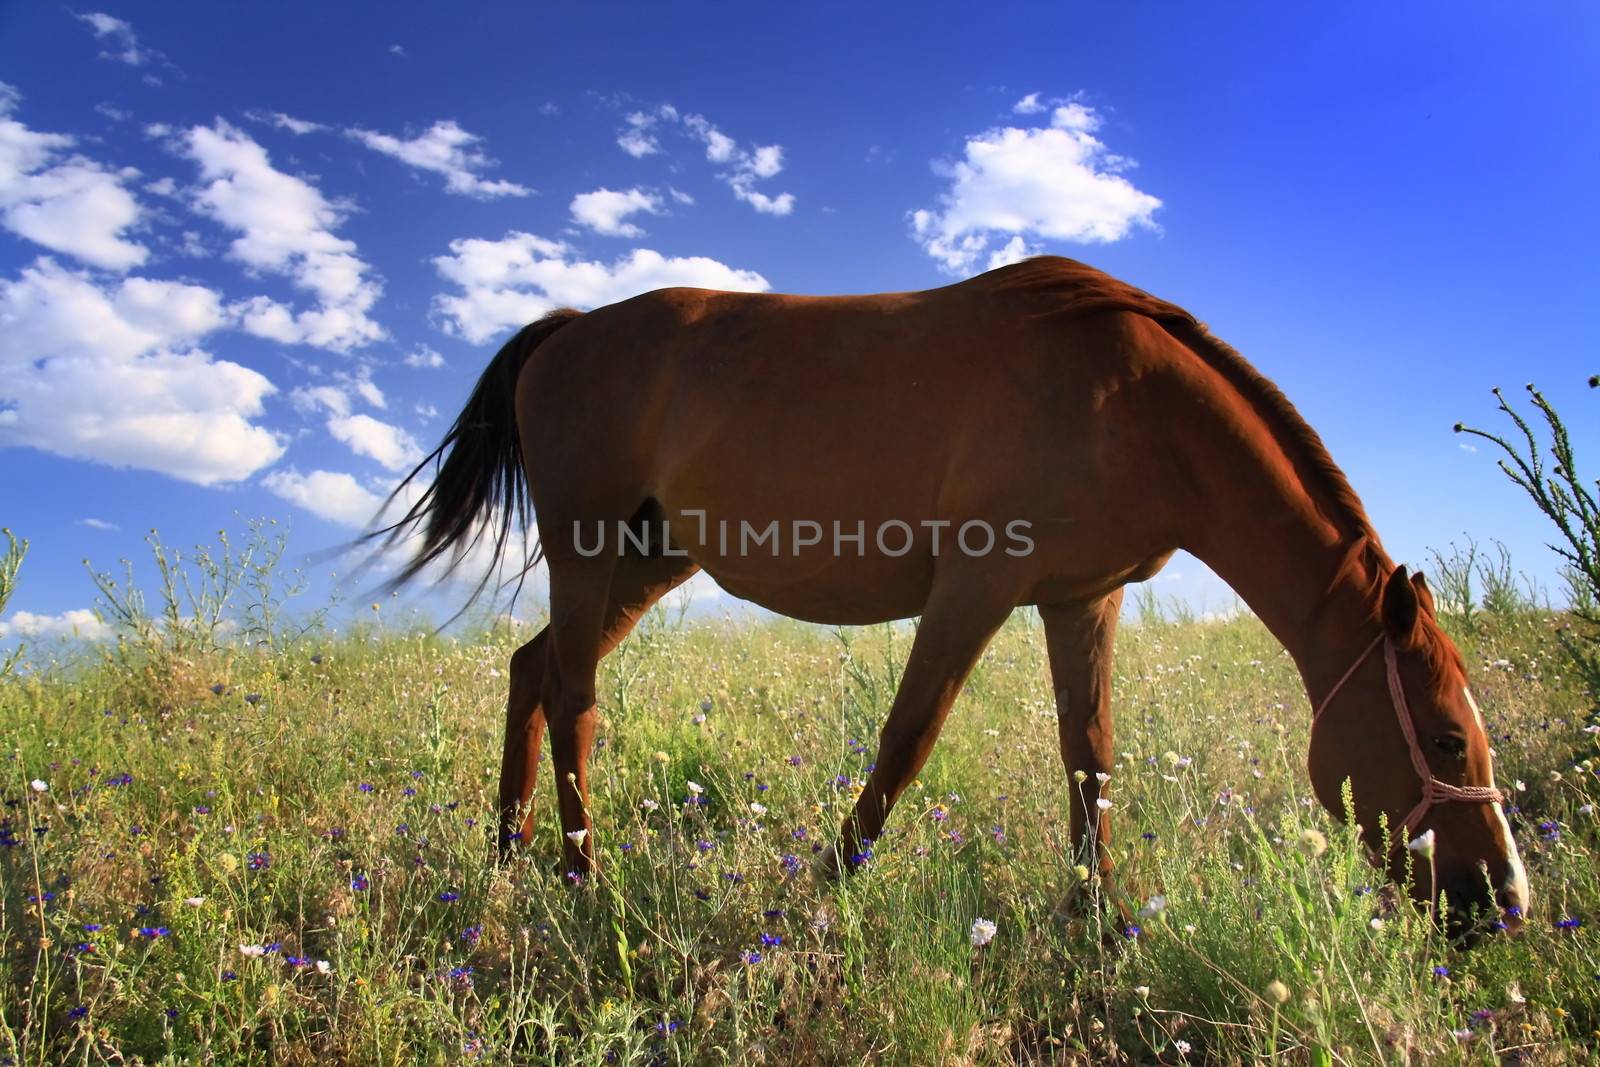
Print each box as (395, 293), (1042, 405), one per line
(384, 256), (1527, 930)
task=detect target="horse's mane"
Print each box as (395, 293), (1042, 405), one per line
(975, 256), (1402, 613)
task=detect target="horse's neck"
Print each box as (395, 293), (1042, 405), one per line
(1178, 450), (1384, 704)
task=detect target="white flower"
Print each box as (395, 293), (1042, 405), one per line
(1406, 829), (1436, 859)
(240, 944), (267, 958)
(1514, 779), (1526, 792)
(749, 802), (767, 815)
(29, 779), (47, 793)
(1370, 917), (1384, 931)
(183, 897), (205, 907)
(1095, 797), (1113, 811)
(1094, 771), (1111, 783)
(686, 780), (705, 795)
(641, 798), (659, 811)
(1138, 894), (1168, 919)
(969, 918), (997, 946)
(1175, 1040), (1192, 1055)
(315, 959), (332, 974)
(565, 829), (588, 845)
(1579, 804), (1595, 816)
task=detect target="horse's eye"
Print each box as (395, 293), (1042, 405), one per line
(1433, 734), (1467, 757)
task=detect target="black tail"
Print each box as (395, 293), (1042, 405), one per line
(370, 308), (583, 601)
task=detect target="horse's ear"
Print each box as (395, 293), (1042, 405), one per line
(1383, 566), (1422, 645)
(1410, 571), (1438, 619)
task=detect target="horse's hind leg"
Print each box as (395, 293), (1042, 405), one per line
(1040, 590), (1123, 879)
(498, 629), (551, 852)
(830, 566), (1021, 873)
(533, 549), (699, 873)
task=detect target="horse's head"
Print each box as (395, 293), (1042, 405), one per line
(1307, 565), (1528, 936)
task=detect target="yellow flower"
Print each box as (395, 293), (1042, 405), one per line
(1265, 979), (1291, 1004)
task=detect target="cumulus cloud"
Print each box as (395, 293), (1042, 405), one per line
(0, 83), (149, 270)
(910, 101), (1162, 274)
(181, 120), (385, 351)
(431, 231), (770, 343)
(569, 187), (662, 237)
(402, 345), (445, 368)
(1012, 92), (1046, 115)
(617, 104), (795, 216)
(75, 12), (155, 67)
(328, 413), (422, 472)
(348, 120), (531, 198)
(0, 258), (283, 484)
(0, 608), (110, 641)
(262, 468), (385, 528)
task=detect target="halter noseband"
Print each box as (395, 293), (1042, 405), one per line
(1312, 634), (1504, 844)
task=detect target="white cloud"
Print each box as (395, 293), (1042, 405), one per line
(249, 110), (326, 135)
(403, 345), (445, 368)
(77, 517), (119, 531)
(262, 468), (384, 528)
(911, 101), (1161, 273)
(432, 231), (770, 343)
(0, 83), (149, 270)
(1013, 92), (1046, 115)
(348, 120), (531, 198)
(328, 413), (422, 472)
(183, 120), (385, 350)
(618, 105), (796, 216)
(0, 608), (110, 641)
(75, 12), (154, 67)
(0, 257), (282, 485)
(569, 187), (662, 237)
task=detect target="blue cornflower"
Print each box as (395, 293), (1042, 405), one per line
(350, 874), (369, 891)
(358, 783), (374, 793)
(438, 890), (460, 902)
(68, 1006), (88, 1019)
(403, 787), (417, 797)
(742, 950), (763, 965)
(759, 933), (782, 947)
(461, 925), (482, 944)
(83, 923), (102, 932)
(781, 854), (802, 875)
(138, 926), (170, 939)
(1556, 916), (1582, 930)
(247, 851), (271, 871)
(1432, 965), (1450, 977)
(655, 1019), (682, 1035)
(1123, 924), (1142, 939)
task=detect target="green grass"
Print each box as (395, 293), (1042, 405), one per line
(1, 606), (1596, 1064)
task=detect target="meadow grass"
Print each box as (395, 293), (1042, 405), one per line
(1, 599), (1596, 1064)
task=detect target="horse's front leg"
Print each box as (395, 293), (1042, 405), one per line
(1040, 590), (1123, 879)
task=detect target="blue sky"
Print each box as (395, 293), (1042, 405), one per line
(1, 2), (1596, 639)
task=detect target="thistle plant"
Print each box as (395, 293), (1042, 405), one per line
(0, 528), (25, 678)
(1456, 377), (1600, 697)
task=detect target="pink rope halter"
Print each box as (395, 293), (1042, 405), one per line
(1312, 633), (1503, 843)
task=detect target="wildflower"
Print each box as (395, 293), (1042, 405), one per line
(653, 751), (670, 763)
(286, 955), (311, 968)
(183, 897), (205, 907)
(316, 960), (332, 974)
(1095, 771), (1110, 783)
(641, 798), (659, 811)
(1095, 797), (1113, 811)
(565, 829), (588, 845)
(247, 851), (271, 871)
(760, 933), (783, 947)
(1370, 917), (1384, 931)
(137, 926), (170, 939)
(68, 1005), (88, 1019)
(240, 944), (267, 958)
(1122, 924), (1142, 939)
(350, 874), (369, 891)
(221, 970), (238, 982)
(930, 804), (948, 822)
(1138, 895), (1167, 919)
(1073, 770), (1087, 783)
(781, 854), (802, 875)
(1406, 829), (1436, 859)
(1265, 979), (1291, 1004)
(742, 950), (763, 965)
(1073, 864), (1091, 882)
(656, 1018), (683, 1035)
(438, 891), (460, 902)
(970, 918), (997, 946)
(30, 779), (46, 792)
(1298, 828), (1328, 856)
(358, 783), (374, 794)
(461, 925), (482, 944)
(1175, 1039), (1192, 1055)
(1556, 916), (1582, 931)
(749, 802), (767, 816)
(1433, 965), (1451, 978)
(686, 780), (704, 795)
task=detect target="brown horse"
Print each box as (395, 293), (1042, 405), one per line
(385, 256), (1527, 930)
